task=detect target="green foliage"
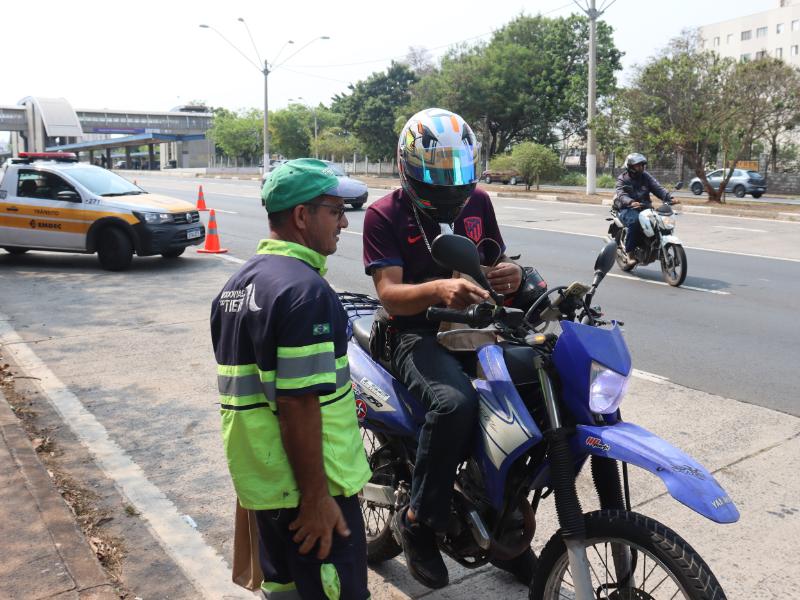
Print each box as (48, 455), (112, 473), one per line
(270, 105), (311, 158)
(559, 172), (586, 186)
(315, 127), (363, 162)
(208, 109), (262, 163)
(331, 62), (418, 159)
(597, 174), (615, 188)
(489, 154), (515, 171)
(510, 142), (561, 190)
(410, 14), (622, 156)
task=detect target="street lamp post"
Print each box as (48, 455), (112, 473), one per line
(199, 22), (328, 175)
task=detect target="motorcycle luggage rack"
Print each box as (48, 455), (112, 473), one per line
(337, 291), (380, 317)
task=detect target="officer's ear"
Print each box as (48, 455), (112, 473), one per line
(291, 197), (323, 231)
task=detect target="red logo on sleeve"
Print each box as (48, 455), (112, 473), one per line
(463, 217), (483, 243)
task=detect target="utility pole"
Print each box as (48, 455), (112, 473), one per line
(574, 0), (614, 194)
(263, 59), (270, 171)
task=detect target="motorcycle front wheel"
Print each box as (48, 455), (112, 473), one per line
(661, 243), (687, 286)
(359, 428), (403, 564)
(531, 510), (726, 600)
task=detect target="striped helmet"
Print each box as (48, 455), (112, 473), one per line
(397, 108), (480, 223)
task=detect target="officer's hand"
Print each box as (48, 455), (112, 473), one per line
(437, 279), (490, 309)
(289, 494), (350, 560)
(487, 262), (523, 294)
(630, 202), (642, 209)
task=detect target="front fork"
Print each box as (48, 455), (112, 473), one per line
(536, 358), (594, 599)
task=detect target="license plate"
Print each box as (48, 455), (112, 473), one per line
(187, 228), (202, 240)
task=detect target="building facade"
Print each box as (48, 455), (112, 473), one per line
(699, 0), (800, 64)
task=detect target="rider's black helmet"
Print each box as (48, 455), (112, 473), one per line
(624, 153), (647, 175)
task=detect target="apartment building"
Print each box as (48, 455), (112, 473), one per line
(699, 0), (800, 64)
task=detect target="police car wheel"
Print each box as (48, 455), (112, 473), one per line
(2, 247), (29, 255)
(97, 227), (133, 271)
(161, 248), (185, 259)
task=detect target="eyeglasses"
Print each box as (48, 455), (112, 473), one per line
(304, 201), (346, 219)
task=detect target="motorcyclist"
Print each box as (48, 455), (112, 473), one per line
(362, 108), (534, 588)
(614, 153), (673, 265)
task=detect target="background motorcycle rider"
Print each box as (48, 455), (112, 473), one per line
(362, 108), (534, 589)
(614, 153), (673, 266)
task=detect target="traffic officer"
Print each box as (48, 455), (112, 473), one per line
(211, 158), (371, 600)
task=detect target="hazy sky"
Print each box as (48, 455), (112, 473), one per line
(0, 0), (777, 116)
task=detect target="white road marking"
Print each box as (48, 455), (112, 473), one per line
(341, 230), (363, 236)
(712, 225), (767, 233)
(0, 315), (250, 600)
(507, 206), (539, 211)
(205, 208), (238, 214)
(560, 211), (596, 216)
(213, 254), (246, 265)
(606, 273), (731, 295)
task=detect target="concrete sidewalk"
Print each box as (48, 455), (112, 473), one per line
(0, 389), (118, 600)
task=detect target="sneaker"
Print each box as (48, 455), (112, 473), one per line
(394, 506), (449, 589)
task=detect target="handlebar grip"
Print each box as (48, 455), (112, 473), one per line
(426, 307), (470, 323)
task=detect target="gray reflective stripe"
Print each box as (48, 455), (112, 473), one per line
(335, 364), (350, 388)
(218, 374), (276, 404)
(217, 374), (262, 396)
(277, 352), (335, 379)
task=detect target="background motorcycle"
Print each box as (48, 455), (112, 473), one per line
(607, 182), (687, 287)
(340, 233), (738, 599)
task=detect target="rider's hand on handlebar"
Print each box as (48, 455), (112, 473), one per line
(630, 201), (643, 209)
(437, 278), (489, 310)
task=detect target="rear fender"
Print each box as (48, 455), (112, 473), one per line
(572, 422), (739, 524)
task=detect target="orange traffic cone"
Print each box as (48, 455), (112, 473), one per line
(196, 185), (208, 211)
(197, 209), (228, 254)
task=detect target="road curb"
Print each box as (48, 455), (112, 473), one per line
(0, 388), (118, 600)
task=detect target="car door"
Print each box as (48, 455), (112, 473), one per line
(706, 170), (723, 190)
(13, 169), (88, 250)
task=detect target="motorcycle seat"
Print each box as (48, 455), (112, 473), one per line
(352, 315), (374, 352)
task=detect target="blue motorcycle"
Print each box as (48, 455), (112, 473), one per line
(340, 233), (738, 599)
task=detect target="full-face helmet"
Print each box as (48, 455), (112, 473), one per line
(397, 108), (480, 223)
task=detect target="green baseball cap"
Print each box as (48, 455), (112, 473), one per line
(261, 158), (344, 213)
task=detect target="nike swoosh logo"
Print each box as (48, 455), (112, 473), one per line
(407, 234), (423, 244)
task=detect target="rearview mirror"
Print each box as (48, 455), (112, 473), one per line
(431, 234), (498, 298)
(674, 181), (684, 190)
(594, 241), (617, 276)
(56, 190), (80, 202)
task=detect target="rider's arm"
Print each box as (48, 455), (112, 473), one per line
(373, 267), (488, 315)
(615, 174), (635, 208)
(644, 172), (671, 202)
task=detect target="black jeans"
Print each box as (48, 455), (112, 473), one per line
(391, 330), (479, 532)
(254, 495), (369, 600)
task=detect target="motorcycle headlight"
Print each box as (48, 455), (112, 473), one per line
(134, 211), (174, 224)
(660, 215), (675, 229)
(589, 361), (630, 414)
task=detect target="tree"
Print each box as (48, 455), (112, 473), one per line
(207, 109), (262, 164)
(404, 46), (435, 76)
(331, 62), (418, 159)
(623, 32), (763, 203)
(511, 142), (562, 190)
(410, 14), (622, 156)
(589, 93), (630, 170)
(270, 105), (312, 158)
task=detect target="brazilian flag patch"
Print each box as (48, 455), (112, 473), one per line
(312, 323), (331, 336)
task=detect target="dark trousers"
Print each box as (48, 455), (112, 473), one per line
(254, 495), (369, 600)
(620, 208), (642, 253)
(391, 330), (479, 532)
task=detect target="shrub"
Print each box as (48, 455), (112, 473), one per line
(559, 172), (586, 186)
(597, 174), (616, 188)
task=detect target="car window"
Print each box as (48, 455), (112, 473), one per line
(747, 170), (761, 177)
(17, 169), (78, 201)
(64, 166), (142, 196)
(734, 170), (745, 177)
(707, 170), (722, 178)
(324, 162), (346, 177)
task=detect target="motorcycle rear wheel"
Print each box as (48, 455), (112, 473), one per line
(359, 428), (403, 564)
(531, 510), (726, 600)
(661, 244), (687, 286)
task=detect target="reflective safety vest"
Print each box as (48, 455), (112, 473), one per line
(211, 239), (370, 509)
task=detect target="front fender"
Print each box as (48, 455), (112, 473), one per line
(660, 234), (682, 246)
(573, 422), (739, 524)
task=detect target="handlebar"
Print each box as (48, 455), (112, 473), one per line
(426, 303), (524, 329)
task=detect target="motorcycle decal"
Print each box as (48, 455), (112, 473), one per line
(585, 436), (610, 452)
(672, 464), (706, 480)
(356, 377), (395, 412)
(463, 216), (483, 243)
(355, 398), (367, 421)
(478, 393), (535, 469)
(711, 495), (733, 510)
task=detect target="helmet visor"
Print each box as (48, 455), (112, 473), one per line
(401, 143), (481, 186)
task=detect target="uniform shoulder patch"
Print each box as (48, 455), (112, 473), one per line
(312, 323), (331, 336)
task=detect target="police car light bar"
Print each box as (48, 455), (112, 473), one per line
(17, 152), (78, 162)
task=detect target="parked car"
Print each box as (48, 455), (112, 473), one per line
(480, 168), (525, 185)
(689, 168), (766, 198)
(260, 160), (368, 209)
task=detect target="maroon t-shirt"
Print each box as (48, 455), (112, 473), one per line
(363, 187), (505, 328)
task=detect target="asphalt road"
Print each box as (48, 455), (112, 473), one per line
(128, 175), (800, 416)
(1, 173), (799, 598)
